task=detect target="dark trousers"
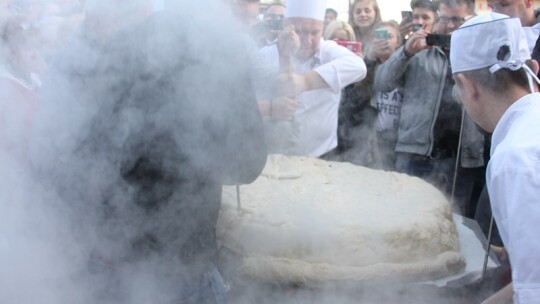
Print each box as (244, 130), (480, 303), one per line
(89, 261), (228, 304)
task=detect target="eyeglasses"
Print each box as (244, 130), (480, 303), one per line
(438, 16), (466, 25)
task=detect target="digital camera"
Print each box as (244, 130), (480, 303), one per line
(426, 34), (451, 48)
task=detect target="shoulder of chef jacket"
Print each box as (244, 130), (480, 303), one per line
(259, 40), (367, 94)
(313, 39), (367, 94)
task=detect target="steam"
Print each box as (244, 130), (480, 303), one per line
(0, 1), (496, 303)
(1, 0), (265, 303)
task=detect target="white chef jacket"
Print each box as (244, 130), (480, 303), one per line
(260, 39), (366, 157)
(487, 92), (540, 304)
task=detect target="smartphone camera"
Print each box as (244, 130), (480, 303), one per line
(426, 34), (451, 48)
(401, 11), (413, 23)
(373, 28), (390, 40)
(336, 40), (362, 54)
(411, 23), (422, 32)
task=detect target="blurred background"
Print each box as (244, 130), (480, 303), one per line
(260, 0), (540, 23)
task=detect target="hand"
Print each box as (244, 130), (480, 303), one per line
(366, 38), (394, 61)
(277, 25), (300, 58)
(270, 96), (299, 120)
(491, 245), (508, 262)
(275, 72), (307, 96)
(399, 21), (415, 39)
(404, 29), (429, 57)
(481, 283), (513, 304)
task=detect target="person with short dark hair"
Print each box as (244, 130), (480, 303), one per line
(474, 0), (540, 256)
(324, 8), (338, 30)
(374, 0), (484, 213)
(259, 2), (286, 46)
(451, 12), (540, 304)
(400, 0), (439, 39)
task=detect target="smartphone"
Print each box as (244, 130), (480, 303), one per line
(426, 34), (451, 48)
(336, 40), (362, 54)
(373, 28), (390, 40)
(411, 23), (422, 32)
(401, 11), (413, 23)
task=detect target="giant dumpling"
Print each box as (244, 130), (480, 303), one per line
(217, 155), (465, 284)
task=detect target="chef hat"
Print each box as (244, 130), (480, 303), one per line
(450, 12), (531, 75)
(285, 0), (327, 21)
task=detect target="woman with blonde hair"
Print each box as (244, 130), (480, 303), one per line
(323, 20), (356, 41)
(349, 0), (382, 55)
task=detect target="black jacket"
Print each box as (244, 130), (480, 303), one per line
(37, 9), (267, 299)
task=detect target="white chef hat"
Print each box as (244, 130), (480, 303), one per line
(285, 0), (327, 21)
(450, 12), (531, 75)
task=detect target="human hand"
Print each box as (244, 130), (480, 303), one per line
(270, 96), (299, 120)
(275, 72), (307, 96)
(399, 21), (415, 39)
(481, 283), (513, 304)
(490, 245), (508, 262)
(404, 29), (428, 57)
(366, 38), (393, 61)
(277, 25), (300, 57)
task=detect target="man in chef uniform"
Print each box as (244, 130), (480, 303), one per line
(260, 0), (367, 157)
(450, 13), (540, 304)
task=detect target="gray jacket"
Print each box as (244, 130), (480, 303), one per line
(374, 46), (485, 168)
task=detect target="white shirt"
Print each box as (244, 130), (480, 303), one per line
(260, 39), (366, 157)
(487, 93), (540, 304)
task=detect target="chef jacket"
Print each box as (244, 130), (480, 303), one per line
(260, 39), (366, 157)
(487, 92), (540, 304)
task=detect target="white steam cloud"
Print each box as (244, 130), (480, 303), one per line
(1, 0), (266, 303)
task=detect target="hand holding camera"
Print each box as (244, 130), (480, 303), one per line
(404, 29), (429, 57)
(399, 11), (414, 39)
(366, 28), (393, 61)
(367, 37), (392, 61)
(425, 34), (451, 49)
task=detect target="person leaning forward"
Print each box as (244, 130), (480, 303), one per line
(373, 0), (485, 213)
(259, 0), (366, 157)
(451, 12), (540, 304)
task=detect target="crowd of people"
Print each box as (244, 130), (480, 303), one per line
(1, 0), (540, 303)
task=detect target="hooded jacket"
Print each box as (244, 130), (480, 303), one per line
(374, 46), (485, 168)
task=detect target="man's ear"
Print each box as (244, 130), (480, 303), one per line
(455, 73), (479, 103)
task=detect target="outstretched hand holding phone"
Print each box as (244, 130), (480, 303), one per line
(404, 28), (429, 57)
(399, 11), (414, 40)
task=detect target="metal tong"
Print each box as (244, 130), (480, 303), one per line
(236, 185), (241, 212)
